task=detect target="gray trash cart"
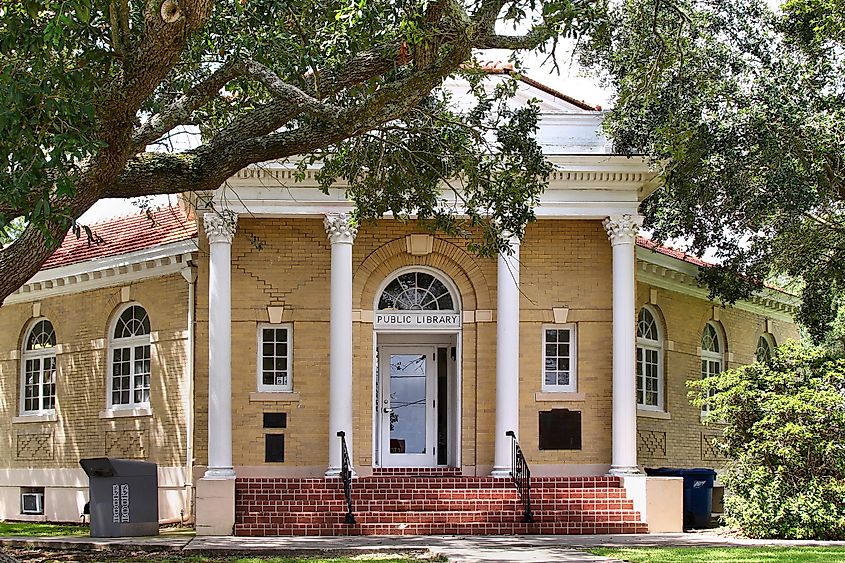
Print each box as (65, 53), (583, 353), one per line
(80, 458), (159, 537)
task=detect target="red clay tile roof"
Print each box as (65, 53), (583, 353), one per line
(636, 236), (713, 268)
(42, 206), (197, 271)
(470, 60), (603, 112)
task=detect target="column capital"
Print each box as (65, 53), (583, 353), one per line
(500, 229), (522, 247)
(324, 213), (358, 244)
(603, 214), (643, 246)
(203, 211), (238, 244)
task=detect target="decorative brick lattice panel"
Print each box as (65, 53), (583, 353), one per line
(637, 430), (667, 459)
(701, 433), (726, 461)
(16, 432), (54, 460)
(105, 429), (147, 459)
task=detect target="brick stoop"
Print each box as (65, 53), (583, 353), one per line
(234, 472), (647, 536)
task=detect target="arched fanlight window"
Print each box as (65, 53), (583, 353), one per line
(756, 333), (776, 363)
(21, 319), (57, 414)
(636, 307), (664, 411)
(377, 270), (456, 311)
(109, 305), (151, 408)
(701, 322), (726, 413)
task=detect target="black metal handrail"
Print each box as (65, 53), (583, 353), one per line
(506, 430), (534, 523)
(337, 431), (355, 524)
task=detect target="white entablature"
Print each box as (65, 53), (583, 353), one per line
(212, 154), (659, 220)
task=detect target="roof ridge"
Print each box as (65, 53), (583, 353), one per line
(460, 59), (602, 112)
(77, 203), (185, 229)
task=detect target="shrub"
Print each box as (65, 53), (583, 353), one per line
(690, 341), (845, 539)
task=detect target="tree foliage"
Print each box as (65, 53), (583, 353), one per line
(579, 0), (845, 342)
(690, 342), (845, 539)
(0, 0), (609, 303)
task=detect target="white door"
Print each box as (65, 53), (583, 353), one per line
(379, 346), (437, 467)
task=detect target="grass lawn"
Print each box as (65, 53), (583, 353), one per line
(0, 520), (89, 536)
(589, 547), (845, 562)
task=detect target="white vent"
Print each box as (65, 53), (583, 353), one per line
(21, 491), (44, 515)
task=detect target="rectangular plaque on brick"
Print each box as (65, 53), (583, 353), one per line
(539, 409), (582, 450)
(265, 434), (285, 462)
(263, 412), (287, 428)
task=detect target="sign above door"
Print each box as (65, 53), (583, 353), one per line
(375, 312), (462, 330)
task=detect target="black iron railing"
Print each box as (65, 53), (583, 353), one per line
(337, 431), (356, 524)
(506, 430), (534, 523)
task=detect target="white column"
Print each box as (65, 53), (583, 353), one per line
(203, 211), (238, 480)
(603, 214), (643, 475)
(492, 232), (521, 478)
(324, 213), (358, 477)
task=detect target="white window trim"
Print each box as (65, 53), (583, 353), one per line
(107, 304), (152, 411)
(257, 323), (293, 392)
(19, 319), (57, 416)
(756, 332), (776, 362)
(541, 324), (577, 393)
(700, 322), (725, 416)
(636, 306), (665, 412)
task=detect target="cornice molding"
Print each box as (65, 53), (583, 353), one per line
(636, 248), (799, 322)
(3, 240), (198, 306)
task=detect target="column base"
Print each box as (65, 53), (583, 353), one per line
(490, 467), (513, 479)
(325, 467), (357, 478)
(203, 467), (236, 480)
(608, 465), (642, 476)
(195, 477), (235, 536)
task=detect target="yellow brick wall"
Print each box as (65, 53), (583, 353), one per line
(190, 216), (800, 475)
(195, 217), (623, 472)
(0, 276), (190, 470)
(634, 284), (800, 469)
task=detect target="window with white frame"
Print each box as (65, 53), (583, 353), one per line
(542, 325), (577, 392)
(109, 305), (151, 408)
(756, 333), (776, 363)
(700, 322), (725, 414)
(636, 307), (664, 411)
(258, 325), (292, 392)
(21, 319), (57, 414)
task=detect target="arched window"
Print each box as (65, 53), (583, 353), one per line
(756, 333), (776, 363)
(377, 270), (457, 311)
(636, 306), (664, 411)
(21, 319), (57, 414)
(701, 322), (726, 413)
(109, 305), (151, 408)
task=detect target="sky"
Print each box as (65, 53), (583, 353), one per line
(81, 0), (783, 223)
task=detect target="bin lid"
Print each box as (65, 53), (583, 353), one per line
(644, 467), (684, 477)
(80, 458), (157, 477)
(684, 468), (718, 477)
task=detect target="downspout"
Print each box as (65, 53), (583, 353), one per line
(181, 263), (198, 523)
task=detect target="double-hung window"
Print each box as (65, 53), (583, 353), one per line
(756, 333), (776, 363)
(21, 320), (57, 415)
(636, 307), (664, 411)
(109, 305), (151, 409)
(258, 324), (293, 392)
(700, 322), (725, 415)
(542, 325), (577, 392)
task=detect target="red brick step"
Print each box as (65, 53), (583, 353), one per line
(234, 472), (647, 536)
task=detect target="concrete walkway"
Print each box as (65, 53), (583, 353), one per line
(4, 533), (845, 562)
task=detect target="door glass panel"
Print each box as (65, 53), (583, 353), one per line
(389, 353), (427, 454)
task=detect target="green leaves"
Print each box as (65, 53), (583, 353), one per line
(690, 342), (845, 538)
(0, 0), (113, 240)
(579, 0), (845, 341)
(314, 72), (550, 253)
